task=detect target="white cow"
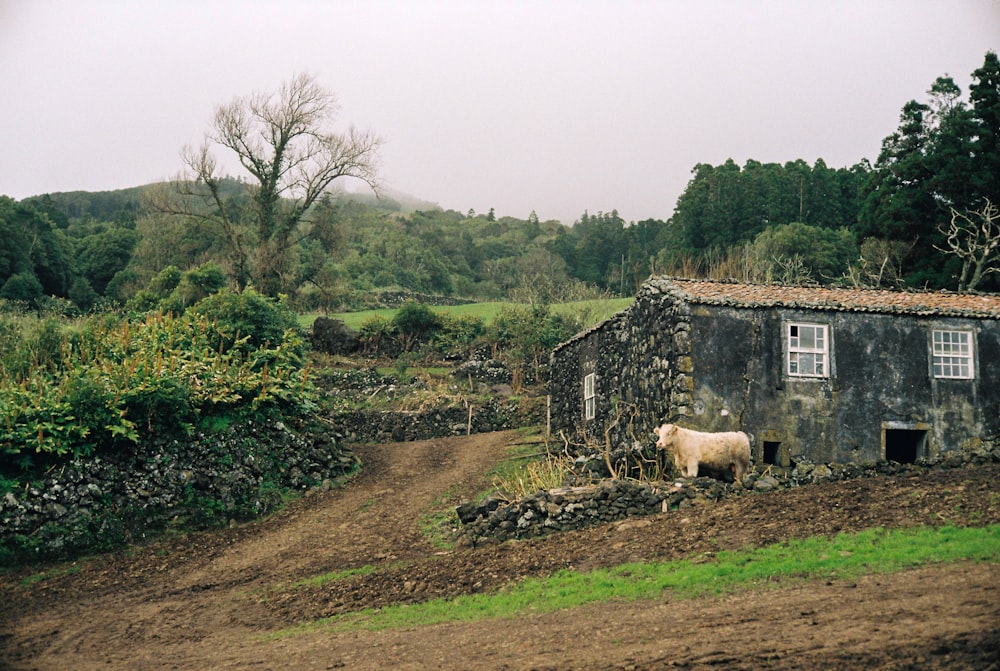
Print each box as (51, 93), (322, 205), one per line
(654, 423), (751, 484)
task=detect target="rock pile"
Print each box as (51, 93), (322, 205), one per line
(451, 357), (512, 385)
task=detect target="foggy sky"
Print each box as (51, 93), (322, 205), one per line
(1, 0), (998, 225)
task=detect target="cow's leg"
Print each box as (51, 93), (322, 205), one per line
(731, 462), (743, 485)
(673, 456), (685, 476)
(685, 458), (699, 478)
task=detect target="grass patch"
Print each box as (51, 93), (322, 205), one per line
(16, 563), (82, 588)
(290, 564), (378, 589)
(308, 297), (634, 332)
(272, 524), (999, 637)
(486, 430), (568, 500)
(419, 486), (463, 550)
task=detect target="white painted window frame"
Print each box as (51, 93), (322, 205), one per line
(786, 322), (829, 378)
(931, 329), (974, 379)
(583, 372), (596, 420)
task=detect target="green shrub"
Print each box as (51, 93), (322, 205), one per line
(189, 287), (300, 354)
(160, 262), (229, 313)
(488, 305), (578, 384)
(0, 272), (43, 304)
(0, 306), (315, 467)
(68, 277), (99, 312)
(489, 304), (576, 359)
(432, 313), (485, 357)
(150, 265), (183, 296)
(126, 265), (183, 313)
(357, 315), (396, 356)
(391, 302), (442, 351)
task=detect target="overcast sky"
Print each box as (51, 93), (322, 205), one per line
(1, 1), (998, 225)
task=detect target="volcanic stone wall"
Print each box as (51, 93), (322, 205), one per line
(458, 479), (697, 546)
(458, 441), (1000, 546)
(332, 401), (517, 443)
(0, 421), (357, 562)
(549, 281), (689, 451)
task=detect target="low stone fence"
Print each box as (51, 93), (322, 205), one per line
(457, 441), (1000, 546)
(0, 421), (357, 563)
(457, 477), (734, 546)
(330, 397), (546, 443)
(372, 291), (473, 308)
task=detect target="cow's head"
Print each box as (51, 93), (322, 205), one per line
(654, 423), (678, 448)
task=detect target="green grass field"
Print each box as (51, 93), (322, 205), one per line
(300, 297), (634, 331)
(272, 524), (1000, 637)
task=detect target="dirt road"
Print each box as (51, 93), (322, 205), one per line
(2, 431), (998, 670)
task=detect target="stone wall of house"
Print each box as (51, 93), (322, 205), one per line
(549, 281), (691, 452)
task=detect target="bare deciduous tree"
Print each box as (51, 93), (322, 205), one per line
(935, 198), (1000, 292)
(843, 238), (913, 289)
(157, 73), (382, 296)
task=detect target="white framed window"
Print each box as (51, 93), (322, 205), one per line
(583, 373), (596, 420)
(787, 322), (829, 378)
(932, 330), (973, 379)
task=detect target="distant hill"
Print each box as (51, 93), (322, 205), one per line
(24, 185), (152, 221)
(28, 180), (442, 221)
(338, 185), (442, 214)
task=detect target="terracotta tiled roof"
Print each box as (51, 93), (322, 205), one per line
(649, 278), (1000, 318)
(553, 278), (1000, 352)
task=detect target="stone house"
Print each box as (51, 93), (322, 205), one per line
(549, 278), (1000, 466)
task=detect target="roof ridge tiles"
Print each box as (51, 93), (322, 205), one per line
(654, 277), (1000, 318)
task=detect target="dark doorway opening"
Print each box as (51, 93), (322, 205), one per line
(885, 429), (927, 464)
(762, 441), (793, 468)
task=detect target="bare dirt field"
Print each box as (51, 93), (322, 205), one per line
(2, 430), (999, 671)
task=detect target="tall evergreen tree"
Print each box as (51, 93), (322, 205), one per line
(857, 100), (942, 285)
(969, 51), (1000, 205)
(859, 52), (1000, 289)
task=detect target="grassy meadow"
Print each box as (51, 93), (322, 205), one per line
(300, 297), (634, 331)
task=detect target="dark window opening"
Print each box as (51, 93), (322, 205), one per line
(885, 429), (927, 464)
(763, 441), (781, 465)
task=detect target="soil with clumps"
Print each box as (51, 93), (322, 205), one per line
(2, 430), (998, 671)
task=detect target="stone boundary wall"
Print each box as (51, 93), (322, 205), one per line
(330, 397), (546, 443)
(373, 291), (473, 308)
(458, 443), (1000, 546)
(0, 421), (357, 562)
(458, 479), (685, 546)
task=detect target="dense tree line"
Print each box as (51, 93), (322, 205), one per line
(857, 51), (1000, 289)
(2, 52), (997, 310)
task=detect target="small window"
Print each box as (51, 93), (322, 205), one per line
(583, 373), (596, 420)
(787, 323), (829, 378)
(932, 330), (973, 379)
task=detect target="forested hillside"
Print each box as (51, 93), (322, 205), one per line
(2, 51), (998, 313)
